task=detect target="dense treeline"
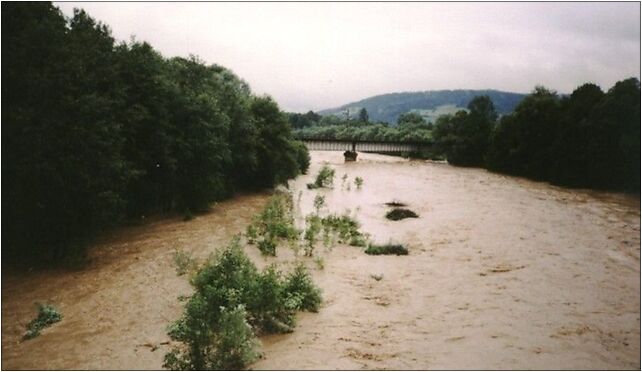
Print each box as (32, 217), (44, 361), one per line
(433, 79), (640, 192)
(2, 3), (309, 264)
(292, 110), (434, 143)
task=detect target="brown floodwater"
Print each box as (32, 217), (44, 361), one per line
(2, 151), (640, 369)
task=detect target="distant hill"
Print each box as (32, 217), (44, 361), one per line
(319, 90), (527, 124)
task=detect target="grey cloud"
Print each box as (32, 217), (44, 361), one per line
(55, 2), (639, 112)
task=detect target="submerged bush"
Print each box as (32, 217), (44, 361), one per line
(303, 215), (322, 256)
(307, 164), (335, 189)
(384, 200), (407, 207)
(385, 208), (419, 221)
(313, 194), (326, 214)
(23, 303), (62, 340)
(365, 244), (409, 256)
(164, 238), (322, 370)
(354, 176), (364, 189)
(173, 249), (198, 276)
(302, 211), (368, 254)
(282, 263), (322, 312)
(246, 192), (298, 256)
(321, 214), (363, 244)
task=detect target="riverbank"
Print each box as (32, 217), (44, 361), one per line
(2, 151), (639, 369)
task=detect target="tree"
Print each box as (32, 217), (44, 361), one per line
(397, 112), (425, 126)
(358, 108), (369, 123)
(431, 96), (497, 166)
(2, 3), (309, 265)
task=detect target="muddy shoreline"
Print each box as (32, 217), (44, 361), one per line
(2, 152), (640, 370)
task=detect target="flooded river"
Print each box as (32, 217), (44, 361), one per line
(2, 151), (640, 369)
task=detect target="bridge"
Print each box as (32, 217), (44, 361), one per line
(300, 138), (433, 152)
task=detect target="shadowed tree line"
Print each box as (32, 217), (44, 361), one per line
(433, 80), (640, 192)
(2, 3), (309, 265)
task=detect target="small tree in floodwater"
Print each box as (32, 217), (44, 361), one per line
(23, 303), (62, 340)
(313, 194), (326, 214)
(307, 164), (335, 189)
(354, 176), (364, 189)
(164, 237), (321, 370)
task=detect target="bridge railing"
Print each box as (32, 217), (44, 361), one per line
(298, 137), (434, 153)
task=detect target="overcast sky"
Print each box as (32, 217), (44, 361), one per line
(55, 2), (640, 112)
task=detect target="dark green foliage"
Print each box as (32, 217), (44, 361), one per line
(385, 208), (419, 221)
(3, 4), (130, 263)
(287, 110), (321, 129)
(291, 140), (311, 175)
(397, 112), (426, 126)
(358, 108), (369, 123)
(432, 96), (496, 166)
(487, 80), (640, 191)
(164, 238), (322, 370)
(365, 244), (409, 256)
(2, 3), (307, 265)
(23, 303), (62, 340)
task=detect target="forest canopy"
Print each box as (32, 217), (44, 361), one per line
(2, 3), (309, 264)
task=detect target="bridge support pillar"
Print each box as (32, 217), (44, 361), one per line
(344, 141), (358, 162)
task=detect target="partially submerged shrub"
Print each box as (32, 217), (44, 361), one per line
(313, 194), (326, 214)
(307, 164), (335, 189)
(385, 208), (419, 221)
(283, 263), (322, 312)
(349, 234), (368, 247)
(365, 244), (409, 256)
(313, 256), (325, 270)
(173, 249), (198, 276)
(164, 238), (322, 370)
(23, 303), (62, 340)
(321, 214), (363, 244)
(303, 212), (368, 254)
(354, 176), (364, 189)
(384, 200), (407, 207)
(247, 192), (298, 256)
(303, 215), (322, 256)
(257, 236), (277, 256)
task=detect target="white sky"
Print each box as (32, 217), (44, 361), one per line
(55, 2), (640, 112)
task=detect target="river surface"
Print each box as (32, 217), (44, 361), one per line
(2, 151), (640, 369)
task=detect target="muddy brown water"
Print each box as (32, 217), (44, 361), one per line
(2, 151), (640, 369)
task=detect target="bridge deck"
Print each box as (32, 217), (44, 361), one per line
(300, 138), (433, 152)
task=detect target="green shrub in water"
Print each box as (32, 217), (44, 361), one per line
(283, 263), (322, 312)
(309, 164), (335, 189)
(354, 176), (364, 189)
(313, 194), (326, 214)
(23, 303), (62, 340)
(173, 249), (198, 276)
(385, 208), (419, 221)
(365, 244), (409, 256)
(246, 192), (298, 256)
(164, 237), (322, 370)
(303, 215), (322, 256)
